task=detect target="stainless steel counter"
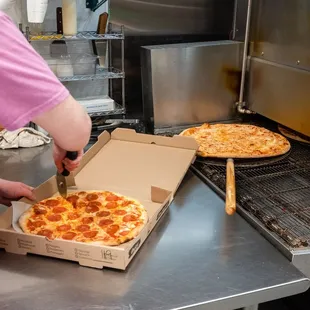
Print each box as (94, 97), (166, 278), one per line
(0, 145), (309, 310)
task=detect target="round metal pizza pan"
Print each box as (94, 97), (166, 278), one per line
(278, 125), (310, 145)
(195, 149), (292, 168)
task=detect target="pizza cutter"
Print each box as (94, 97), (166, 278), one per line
(56, 151), (78, 199)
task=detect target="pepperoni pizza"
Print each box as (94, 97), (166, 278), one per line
(19, 191), (148, 246)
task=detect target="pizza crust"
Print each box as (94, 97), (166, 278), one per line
(18, 209), (33, 234)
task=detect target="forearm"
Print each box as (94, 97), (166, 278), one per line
(33, 95), (92, 151)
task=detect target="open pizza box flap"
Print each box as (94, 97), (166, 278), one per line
(0, 128), (198, 270)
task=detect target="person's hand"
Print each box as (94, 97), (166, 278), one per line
(53, 142), (84, 174)
(0, 179), (36, 206)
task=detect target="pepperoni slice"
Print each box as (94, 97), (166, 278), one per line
(62, 232), (77, 240)
(37, 229), (53, 239)
(83, 231), (98, 238)
(97, 211), (110, 217)
(85, 205), (99, 213)
(76, 225), (90, 232)
(45, 199), (59, 207)
(106, 224), (119, 236)
(33, 206), (47, 215)
(122, 200), (133, 207)
(68, 212), (80, 220)
(106, 194), (120, 201)
(123, 214), (137, 222)
(52, 206), (67, 214)
(33, 220), (46, 228)
(31, 214), (42, 219)
(47, 214), (62, 222)
(120, 230), (130, 236)
(99, 219), (114, 226)
(67, 195), (79, 204)
(27, 221), (35, 231)
(114, 209), (127, 216)
(86, 193), (98, 201)
(81, 217), (93, 224)
(57, 224), (71, 231)
(67, 195), (79, 207)
(106, 201), (117, 209)
(89, 201), (101, 207)
(76, 202), (87, 209)
(78, 191), (86, 195)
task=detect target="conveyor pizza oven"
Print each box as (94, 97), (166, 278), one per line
(246, 0), (310, 137)
(233, 0), (310, 278)
(141, 1), (310, 138)
(142, 0), (310, 279)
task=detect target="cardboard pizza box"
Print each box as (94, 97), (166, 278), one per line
(0, 129), (198, 270)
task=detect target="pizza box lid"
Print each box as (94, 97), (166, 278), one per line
(30, 128), (198, 204)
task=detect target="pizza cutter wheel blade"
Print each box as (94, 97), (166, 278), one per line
(56, 172), (68, 199)
(56, 151), (78, 199)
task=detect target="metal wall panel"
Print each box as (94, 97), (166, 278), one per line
(110, 0), (235, 115)
(250, 0), (310, 71)
(110, 0), (235, 36)
(248, 58), (310, 136)
(232, 0), (247, 41)
(142, 41), (243, 132)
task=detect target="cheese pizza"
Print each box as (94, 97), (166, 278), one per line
(19, 191), (148, 246)
(180, 123), (290, 158)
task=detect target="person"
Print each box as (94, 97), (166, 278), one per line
(0, 11), (91, 206)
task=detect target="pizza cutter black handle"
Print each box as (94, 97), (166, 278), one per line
(61, 151), (78, 177)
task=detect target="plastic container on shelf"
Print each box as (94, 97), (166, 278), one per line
(56, 55), (74, 78)
(27, 0), (48, 23)
(62, 0), (77, 37)
(72, 54), (98, 76)
(44, 56), (58, 75)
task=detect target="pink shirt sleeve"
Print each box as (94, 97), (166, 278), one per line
(0, 11), (70, 131)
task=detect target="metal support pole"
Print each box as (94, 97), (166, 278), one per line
(25, 25), (38, 129)
(242, 305), (259, 310)
(236, 0), (255, 114)
(121, 25), (126, 116)
(238, 0), (252, 104)
(232, 0), (238, 40)
(108, 23), (113, 98)
(25, 26), (30, 41)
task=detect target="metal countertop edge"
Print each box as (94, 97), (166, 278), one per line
(174, 278), (310, 310)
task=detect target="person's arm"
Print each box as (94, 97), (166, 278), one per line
(0, 12), (91, 172)
(33, 95), (91, 172)
(33, 95), (91, 152)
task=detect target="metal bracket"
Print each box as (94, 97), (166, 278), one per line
(235, 0), (255, 115)
(235, 102), (255, 115)
(86, 0), (107, 12)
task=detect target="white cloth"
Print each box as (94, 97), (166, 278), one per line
(0, 127), (51, 149)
